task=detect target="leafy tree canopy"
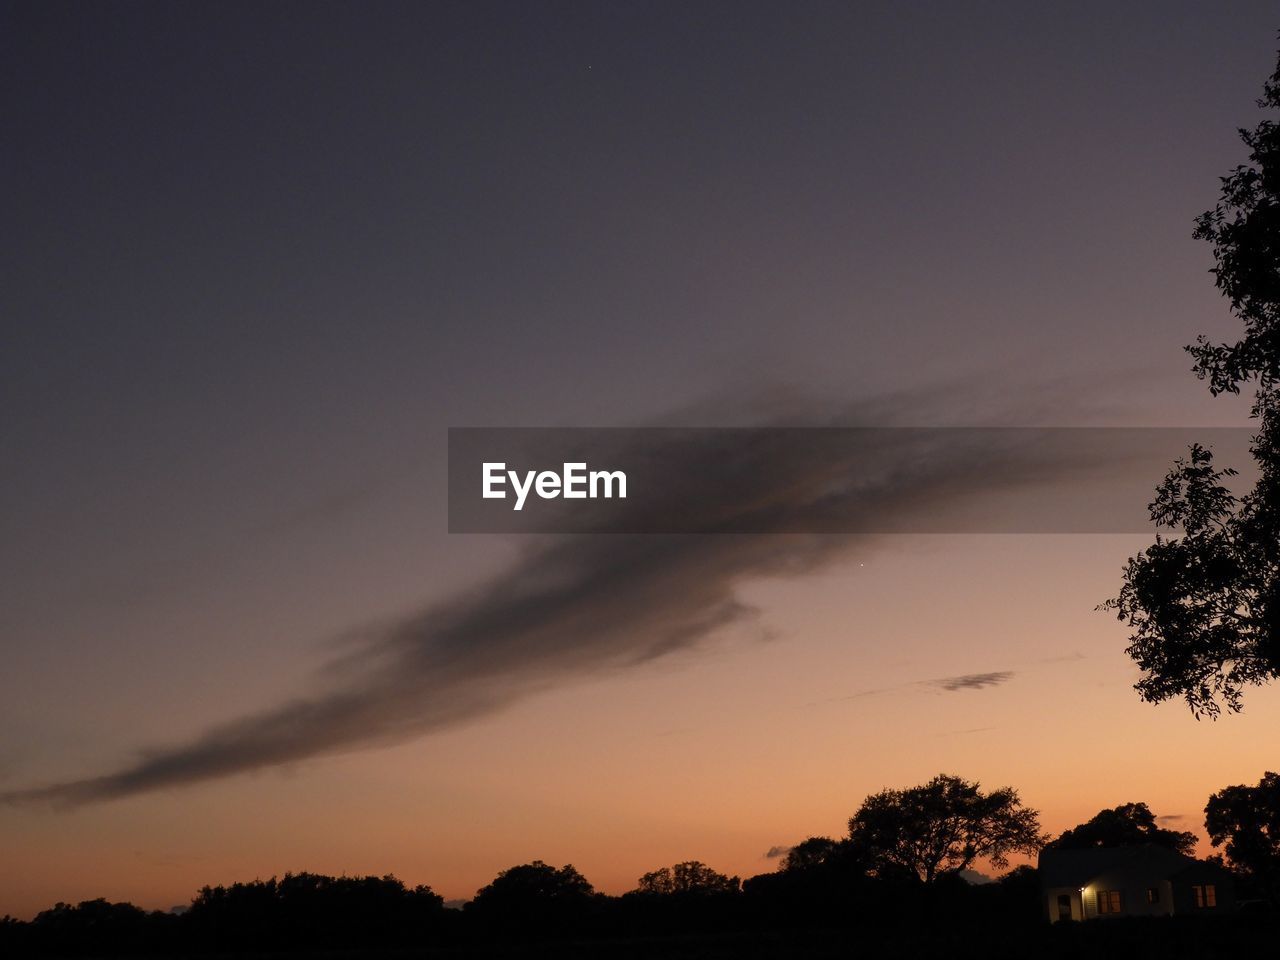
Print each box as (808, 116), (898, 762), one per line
(1189, 59), (1280, 397)
(779, 837), (846, 873)
(469, 861), (594, 914)
(1045, 802), (1197, 856)
(846, 773), (1044, 884)
(1106, 48), (1280, 716)
(1205, 771), (1280, 901)
(634, 861), (739, 896)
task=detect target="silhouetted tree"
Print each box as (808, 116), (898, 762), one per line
(1046, 802), (1197, 856)
(1106, 46), (1280, 716)
(847, 774), (1044, 883)
(617, 860), (742, 937)
(1205, 771), (1280, 903)
(634, 861), (739, 895)
(467, 861), (598, 937)
(996, 864), (1040, 897)
(26, 899), (176, 955)
(184, 872), (444, 950)
(1188, 59), (1280, 397)
(736, 835), (879, 929)
(779, 837), (845, 873)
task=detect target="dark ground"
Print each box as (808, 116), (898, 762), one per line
(27, 918), (1275, 960)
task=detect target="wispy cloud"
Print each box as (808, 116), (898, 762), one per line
(821, 684), (900, 702)
(763, 845), (792, 860)
(1033, 652), (1087, 665)
(934, 726), (998, 738)
(817, 670), (1018, 705)
(3, 397), (1130, 807)
(817, 650), (1092, 707)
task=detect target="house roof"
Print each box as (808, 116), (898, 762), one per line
(1038, 844), (1196, 889)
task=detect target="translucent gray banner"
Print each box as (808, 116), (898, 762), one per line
(447, 427), (1256, 534)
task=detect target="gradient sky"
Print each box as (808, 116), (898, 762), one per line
(4, 0), (1280, 919)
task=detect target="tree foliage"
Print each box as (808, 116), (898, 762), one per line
(1106, 47), (1280, 716)
(634, 861), (739, 896)
(779, 837), (851, 874)
(184, 872), (444, 949)
(469, 860), (594, 906)
(846, 774), (1044, 884)
(467, 861), (597, 934)
(1188, 59), (1280, 397)
(28, 900), (171, 955)
(1045, 802), (1197, 856)
(1205, 771), (1280, 901)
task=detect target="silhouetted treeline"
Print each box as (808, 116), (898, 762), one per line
(0, 874), (456, 957)
(0, 865), (1043, 957)
(5, 772), (1279, 957)
(7, 864), (1277, 959)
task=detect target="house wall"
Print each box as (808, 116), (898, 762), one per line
(1169, 869), (1236, 915)
(1045, 866), (1237, 921)
(1043, 886), (1084, 922)
(1039, 848), (1236, 923)
(1080, 867), (1175, 919)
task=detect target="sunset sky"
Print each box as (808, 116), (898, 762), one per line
(4, 1), (1280, 920)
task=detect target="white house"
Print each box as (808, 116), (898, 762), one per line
(1039, 844), (1235, 922)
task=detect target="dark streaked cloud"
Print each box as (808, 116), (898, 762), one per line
(929, 671), (1016, 693)
(3, 399), (1129, 807)
(764, 845), (792, 860)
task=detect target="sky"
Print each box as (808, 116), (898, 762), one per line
(4, 0), (1280, 919)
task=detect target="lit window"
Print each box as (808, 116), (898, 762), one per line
(1147, 887), (1159, 904)
(1097, 890), (1123, 914)
(1192, 884), (1217, 908)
